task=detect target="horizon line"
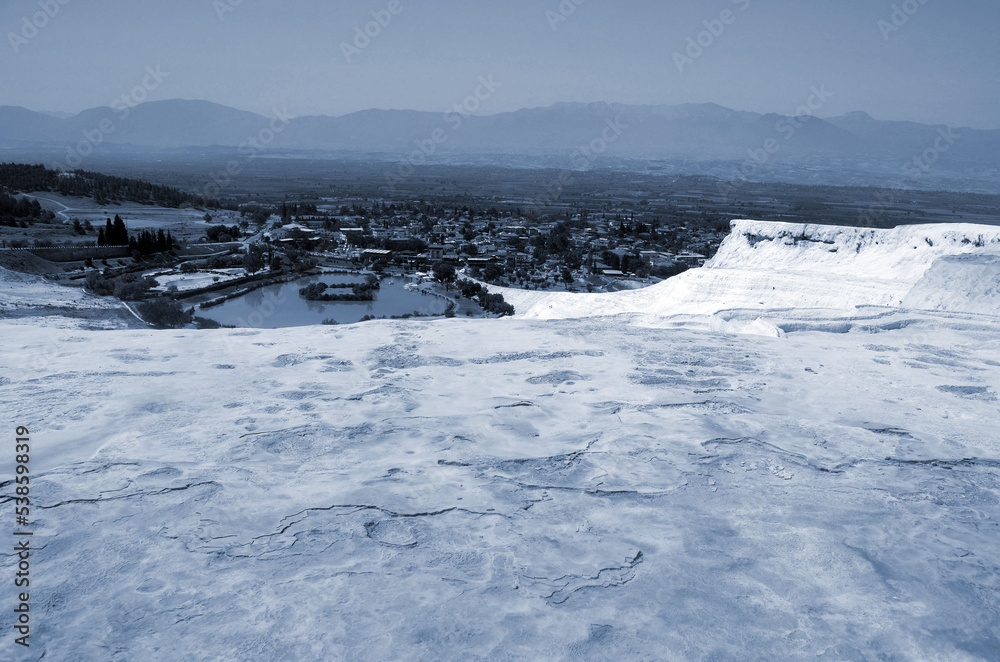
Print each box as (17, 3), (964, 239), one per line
(7, 99), (995, 131)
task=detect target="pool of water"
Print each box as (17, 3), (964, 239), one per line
(189, 274), (450, 328)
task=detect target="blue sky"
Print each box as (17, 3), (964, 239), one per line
(1, 0), (997, 128)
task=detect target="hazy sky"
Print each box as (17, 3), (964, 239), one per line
(2, 0), (997, 128)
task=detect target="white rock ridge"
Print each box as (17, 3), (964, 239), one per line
(497, 220), (1000, 319)
(1, 223), (1000, 659)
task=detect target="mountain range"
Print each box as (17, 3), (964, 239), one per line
(2, 99), (998, 177)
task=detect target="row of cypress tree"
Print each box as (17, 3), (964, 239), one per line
(97, 214), (174, 254)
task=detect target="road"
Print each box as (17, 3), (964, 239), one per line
(243, 214), (281, 245)
(19, 193), (75, 223)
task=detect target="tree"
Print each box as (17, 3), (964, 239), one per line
(114, 275), (155, 301)
(457, 279), (483, 299)
(433, 261), (456, 288)
(476, 288), (515, 317)
(546, 222), (574, 255)
(561, 267), (574, 289)
(243, 243), (266, 274)
(84, 272), (115, 296)
(602, 250), (621, 271)
(138, 298), (193, 329)
(483, 262), (505, 282)
(112, 215), (127, 245)
(206, 225), (241, 242)
(249, 207), (271, 225)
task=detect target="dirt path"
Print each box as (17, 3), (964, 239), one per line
(20, 193), (75, 223)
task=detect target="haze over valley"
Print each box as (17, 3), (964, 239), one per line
(2, 1), (999, 659)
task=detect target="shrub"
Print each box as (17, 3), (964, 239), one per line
(114, 276), (156, 301)
(477, 288), (515, 317)
(85, 272), (116, 296)
(243, 243), (266, 274)
(193, 316), (222, 329)
(206, 225), (241, 242)
(433, 261), (456, 285)
(138, 299), (193, 329)
(456, 279), (483, 299)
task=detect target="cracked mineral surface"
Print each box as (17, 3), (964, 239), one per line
(2, 309), (999, 660)
(2, 221), (1000, 660)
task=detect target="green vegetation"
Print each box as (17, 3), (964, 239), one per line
(95, 214), (174, 254)
(138, 298), (193, 329)
(432, 261), (456, 287)
(0, 192), (48, 227)
(193, 316), (224, 329)
(205, 225), (242, 242)
(455, 279), (515, 317)
(299, 276), (380, 302)
(0, 163), (231, 208)
(243, 243), (267, 274)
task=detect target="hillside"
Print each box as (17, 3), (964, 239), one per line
(496, 220), (1000, 320)
(0, 163), (228, 208)
(1, 221), (999, 659)
(2, 100), (998, 176)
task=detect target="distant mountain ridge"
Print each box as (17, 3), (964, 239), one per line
(2, 99), (998, 177)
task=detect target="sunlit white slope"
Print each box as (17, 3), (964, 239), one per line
(904, 253), (1000, 316)
(498, 220), (1000, 319)
(2, 311), (1000, 659)
(0, 266), (124, 314)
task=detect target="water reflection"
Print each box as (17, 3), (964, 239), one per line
(244, 287), (266, 309)
(193, 274), (451, 328)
